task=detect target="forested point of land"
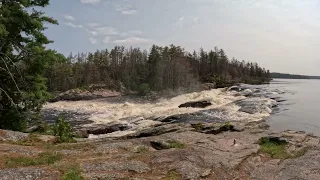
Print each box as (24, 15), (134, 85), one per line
(0, 0), (270, 131)
(46, 45), (271, 93)
(271, 72), (320, 79)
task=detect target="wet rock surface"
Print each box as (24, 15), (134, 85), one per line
(85, 124), (132, 135)
(178, 100), (212, 108)
(235, 97), (277, 114)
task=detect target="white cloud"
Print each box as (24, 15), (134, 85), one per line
(128, 30), (143, 35)
(103, 36), (111, 44)
(89, 30), (98, 36)
(64, 15), (75, 21)
(115, 5), (137, 15)
(94, 26), (119, 35)
(64, 22), (83, 29)
(64, 22), (78, 28)
(80, 0), (101, 4)
(89, 37), (97, 44)
(87, 23), (101, 28)
(179, 16), (185, 21)
(121, 9), (137, 15)
(120, 30), (143, 37)
(113, 37), (151, 45)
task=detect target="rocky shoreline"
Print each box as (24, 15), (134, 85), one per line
(1, 85), (319, 179)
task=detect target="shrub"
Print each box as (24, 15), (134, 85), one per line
(62, 166), (84, 180)
(191, 122), (204, 132)
(53, 116), (74, 143)
(138, 83), (150, 95)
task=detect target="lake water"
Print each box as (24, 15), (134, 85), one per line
(267, 78), (320, 136)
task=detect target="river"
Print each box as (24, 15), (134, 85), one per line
(43, 78), (319, 137)
(267, 79), (320, 136)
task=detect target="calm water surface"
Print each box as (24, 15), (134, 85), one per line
(267, 79), (320, 136)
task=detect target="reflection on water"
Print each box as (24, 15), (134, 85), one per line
(267, 79), (320, 136)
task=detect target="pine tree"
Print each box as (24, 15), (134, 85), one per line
(0, 0), (58, 130)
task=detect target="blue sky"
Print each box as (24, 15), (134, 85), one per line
(44, 0), (320, 75)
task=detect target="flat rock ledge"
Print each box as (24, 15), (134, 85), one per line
(1, 121), (320, 180)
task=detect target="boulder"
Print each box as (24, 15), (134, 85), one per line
(241, 89), (253, 97)
(178, 100), (212, 108)
(0, 129), (29, 142)
(259, 136), (289, 145)
(160, 109), (227, 124)
(150, 140), (171, 150)
(235, 98), (277, 114)
(85, 124), (132, 135)
(123, 124), (181, 139)
(204, 123), (245, 135)
(73, 129), (89, 138)
(228, 86), (241, 92)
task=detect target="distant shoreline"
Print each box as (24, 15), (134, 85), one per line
(271, 72), (320, 80)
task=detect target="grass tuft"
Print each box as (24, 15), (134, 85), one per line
(5, 152), (62, 168)
(259, 137), (308, 160)
(135, 146), (149, 153)
(162, 170), (181, 180)
(62, 166), (84, 180)
(167, 140), (186, 149)
(191, 122), (204, 132)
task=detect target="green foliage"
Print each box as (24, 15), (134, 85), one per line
(0, 109), (26, 131)
(0, 0), (60, 131)
(45, 44), (270, 95)
(191, 122), (204, 132)
(259, 139), (290, 159)
(223, 121), (232, 129)
(62, 166), (84, 180)
(258, 137), (307, 160)
(53, 116), (74, 143)
(34, 123), (54, 135)
(5, 152), (62, 168)
(167, 140), (186, 149)
(259, 137), (308, 160)
(162, 170), (181, 180)
(138, 83), (150, 95)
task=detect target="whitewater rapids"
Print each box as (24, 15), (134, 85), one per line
(43, 88), (273, 128)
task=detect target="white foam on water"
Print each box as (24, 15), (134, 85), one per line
(43, 88), (271, 126)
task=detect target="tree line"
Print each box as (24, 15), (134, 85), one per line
(271, 73), (320, 80)
(45, 45), (271, 94)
